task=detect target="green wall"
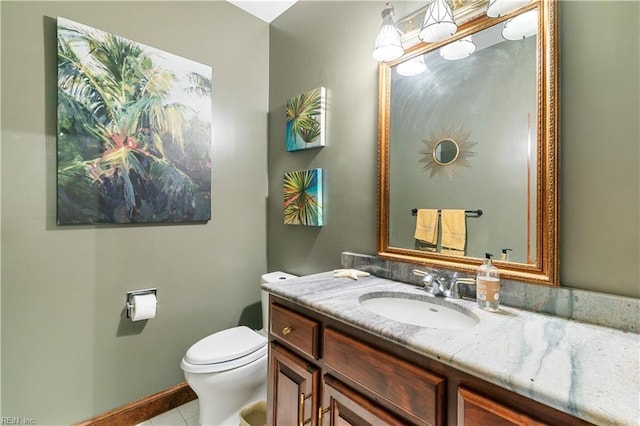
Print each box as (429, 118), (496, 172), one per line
(560, 2), (639, 298)
(0, 0), (638, 423)
(267, 2), (381, 275)
(267, 0), (639, 299)
(1, 1), (269, 423)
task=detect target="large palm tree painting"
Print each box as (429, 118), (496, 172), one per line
(57, 18), (212, 224)
(286, 87), (325, 152)
(284, 169), (323, 226)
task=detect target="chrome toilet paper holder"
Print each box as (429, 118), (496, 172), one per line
(126, 288), (157, 320)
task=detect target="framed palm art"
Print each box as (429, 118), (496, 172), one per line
(56, 18), (212, 224)
(286, 87), (326, 152)
(284, 168), (323, 226)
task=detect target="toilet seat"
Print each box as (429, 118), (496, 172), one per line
(180, 326), (267, 374)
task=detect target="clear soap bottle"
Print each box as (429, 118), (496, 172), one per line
(477, 253), (500, 311)
(500, 248), (512, 261)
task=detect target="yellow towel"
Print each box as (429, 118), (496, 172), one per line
(441, 210), (466, 256)
(414, 209), (439, 248)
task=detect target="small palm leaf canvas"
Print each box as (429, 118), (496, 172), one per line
(56, 18), (212, 224)
(284, 168), (324, 226)
(286, 87), (326, 151)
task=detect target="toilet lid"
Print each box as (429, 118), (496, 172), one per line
(184, 326), (266, 365)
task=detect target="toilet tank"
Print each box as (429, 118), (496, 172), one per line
(260, 272), (297, 331)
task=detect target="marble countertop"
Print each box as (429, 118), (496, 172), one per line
(262, 271), (640, 426)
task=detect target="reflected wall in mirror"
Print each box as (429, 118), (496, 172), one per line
(378, 0), (559, 285)
(393, 17), (536, 260)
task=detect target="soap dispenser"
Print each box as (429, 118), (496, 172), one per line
(500, 248), (512, 261)
(476, 253), (500, 312)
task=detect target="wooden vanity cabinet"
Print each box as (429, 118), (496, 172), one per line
(267, 297), (592, 426)
(268, 300), (444, 426)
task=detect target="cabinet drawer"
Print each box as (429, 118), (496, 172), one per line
(457, 387), (549, 426)
(270, 304), (320, 359)
(323, 328), (446, 426)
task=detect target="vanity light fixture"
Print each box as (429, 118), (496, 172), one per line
(439, 36), (476, 60)
(502, 9), (538, 40)
(372, 3), (405, 62)
(397, 55), (427, 76)
(486, 0), (530, 18)
(418, 0), (457, 43)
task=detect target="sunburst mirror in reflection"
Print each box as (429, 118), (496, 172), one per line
(418, 123), (477, 179)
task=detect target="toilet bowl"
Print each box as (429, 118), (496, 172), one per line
(181, 272), (297, 426)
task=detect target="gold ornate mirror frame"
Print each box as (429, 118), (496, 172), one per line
(377, 0), (559, 286)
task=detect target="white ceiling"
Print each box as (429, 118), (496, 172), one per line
(226, 0), (299, 23)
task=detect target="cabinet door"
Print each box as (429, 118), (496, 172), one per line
(320, 375), (406, 426)
(457, 387), (549, 426)
(269, 343), (320, 426)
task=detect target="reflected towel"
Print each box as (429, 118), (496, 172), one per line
(441, 210), (466, 256)
(414, 209), (439, 243)
(415, 239), (437, 252)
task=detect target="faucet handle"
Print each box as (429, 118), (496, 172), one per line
(449, 277), (477, 299)
(412, 268), (438, 277)
(451, 271), (473, 280)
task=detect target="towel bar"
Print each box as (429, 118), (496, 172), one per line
(411, 208), (483, 217)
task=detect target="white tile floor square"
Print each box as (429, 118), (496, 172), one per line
(136, 399), (199, 426)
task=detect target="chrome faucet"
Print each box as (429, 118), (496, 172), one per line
(413, 269), (475, 299)
(412, 269), (450, 297)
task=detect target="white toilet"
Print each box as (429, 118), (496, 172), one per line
(180, 272), (297, 426)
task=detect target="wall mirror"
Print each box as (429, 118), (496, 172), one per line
(433, 139), (459, 165)
(377, 0), (559, 285)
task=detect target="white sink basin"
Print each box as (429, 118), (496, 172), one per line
(360, 293), (478, 330)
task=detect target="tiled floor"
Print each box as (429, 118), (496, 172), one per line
(136, 399), (199, 426)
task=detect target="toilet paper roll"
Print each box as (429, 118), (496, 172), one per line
(130, 293), (157, 321)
